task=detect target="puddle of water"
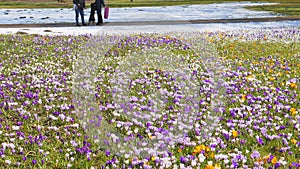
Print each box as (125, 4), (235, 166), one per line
(0, 2), (280, 24)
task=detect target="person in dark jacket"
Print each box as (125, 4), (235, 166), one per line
(95, 0), (105, 25)
(73, 0), (87, 26)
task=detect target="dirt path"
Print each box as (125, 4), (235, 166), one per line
(0, 16), (299, 28)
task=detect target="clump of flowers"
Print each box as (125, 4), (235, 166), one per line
(0, 28), (299, 168)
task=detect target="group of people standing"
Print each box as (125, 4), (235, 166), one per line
(73, 0), (106, 26)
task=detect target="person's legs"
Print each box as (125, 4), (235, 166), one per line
(88, 4), (96, 25)
(79, 9), (86, 25)
(91, 12), (95, 25)
(75, 9), (80, 26)
(96, 9), (103, 25)
(91, 4), (96, 24)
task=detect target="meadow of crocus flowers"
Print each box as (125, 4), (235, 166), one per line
(0, 28), (299, 169)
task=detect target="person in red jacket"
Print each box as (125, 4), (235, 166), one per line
(95, 0), (106, 25)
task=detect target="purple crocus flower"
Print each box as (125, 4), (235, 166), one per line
(251, 150), (260, 159)
(274, 163), (281, 169)
(240, 140), (245, 144)
(105, 150), (110, 156)
(267, 155), (274, 163)
(223, 133), (230, 141)
(256, 136), (264, 145)
(231, 159), (238, 168)
(180, 156), (188, 163)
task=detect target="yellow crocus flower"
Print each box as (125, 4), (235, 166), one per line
(290, 83), (297, 88)
(241, 95), (246, 102)
(232, 130), (238, 138)
(205, 164), (214, 169)
(271, 156), (277, 165)
(215, 164), (222, 169)
(290, 108), (297, 116)
(291, 139), (297, 144)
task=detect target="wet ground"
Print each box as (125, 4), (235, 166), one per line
(0, 2), (299, 35)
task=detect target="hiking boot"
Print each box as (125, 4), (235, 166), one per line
(88, 22), (95, 26)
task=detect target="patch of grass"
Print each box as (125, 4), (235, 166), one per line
(247, 2), (300, 16)
(0, 1), (70, 8)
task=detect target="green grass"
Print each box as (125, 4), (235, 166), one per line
(0, 1), (70, 8)
(0, 0), (299, 16)
(246, 0), (300, 16)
